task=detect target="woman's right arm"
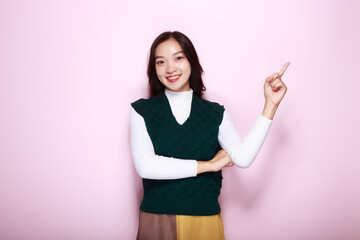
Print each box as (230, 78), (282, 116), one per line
(130, 107), (231, 180)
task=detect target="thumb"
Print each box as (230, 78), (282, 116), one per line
(265, 75), (273, 85)
(215, 150), (224, 157)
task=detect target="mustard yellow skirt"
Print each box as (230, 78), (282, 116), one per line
(136, 211), (225, 240)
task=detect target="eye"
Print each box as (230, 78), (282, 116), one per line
(176, 56), (184, 61)
(156, 60), (164, 65)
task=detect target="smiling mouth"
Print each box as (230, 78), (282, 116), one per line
(167, 74), (181, 82)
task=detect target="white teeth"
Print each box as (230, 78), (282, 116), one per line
(167, 75), (180, 79)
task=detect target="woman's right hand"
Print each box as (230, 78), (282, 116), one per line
(209, 150), (234, 171)
(197, 150), (234, 174)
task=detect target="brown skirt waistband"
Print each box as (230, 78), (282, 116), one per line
(136, 211), (225, 240)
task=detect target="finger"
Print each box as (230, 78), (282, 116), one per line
(273, 72), (279, 79)
(215, 150), (224, 157)
(226, 161), (234, 167)
(265, 75), (273, 84)
(271, 78), (282, 86)
(279, 62), (290, 77)
(272, 82), (283, 90)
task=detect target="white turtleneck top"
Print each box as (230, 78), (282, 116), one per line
(130, 89), (273, 180)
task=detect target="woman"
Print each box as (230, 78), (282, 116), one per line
(130, 31), (290, 240)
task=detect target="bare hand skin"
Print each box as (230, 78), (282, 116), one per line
(262, 62), (290, 120)
(197, 150), (234, 174)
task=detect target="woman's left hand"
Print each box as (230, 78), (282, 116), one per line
(264, 62), (290, 106)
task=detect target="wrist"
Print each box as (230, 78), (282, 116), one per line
(262, 102), (278, 120)
(197, 161), (211, 174)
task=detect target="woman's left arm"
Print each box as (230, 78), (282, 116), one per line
(218, 111), (272, 168)
(218, 62), (290, 168)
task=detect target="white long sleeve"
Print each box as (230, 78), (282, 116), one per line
(218, 111), (272, 168)
(130, 107), (198, 179)
(130, 89), (272, 180)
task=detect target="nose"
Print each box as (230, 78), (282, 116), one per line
(166, 62), (176, 74)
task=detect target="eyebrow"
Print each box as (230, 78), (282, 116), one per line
(155, 51), (184, 59)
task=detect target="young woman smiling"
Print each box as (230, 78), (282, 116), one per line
(130, 31), (290, 240)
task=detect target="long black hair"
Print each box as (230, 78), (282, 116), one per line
(147, 31), (206, 98)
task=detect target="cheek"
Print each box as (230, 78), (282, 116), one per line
(155, 66), (164, 77)
(155, 67), (165, 83)
(183, 63), (191, 75)
(182, 61), (191, 73)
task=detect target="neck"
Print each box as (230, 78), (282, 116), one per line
(164, 88), (193, 103)
(165, 88), (193, 94)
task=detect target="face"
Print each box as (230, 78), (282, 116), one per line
(155, 38), (191, 92)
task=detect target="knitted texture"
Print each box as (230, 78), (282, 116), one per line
(131, 92), (225, 216)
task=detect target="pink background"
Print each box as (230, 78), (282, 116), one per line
(1, 0), (360, 239)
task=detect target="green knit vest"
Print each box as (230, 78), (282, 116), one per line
(131, 92), (225, 216)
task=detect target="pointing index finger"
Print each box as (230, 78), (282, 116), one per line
(279, 62), (290, 77)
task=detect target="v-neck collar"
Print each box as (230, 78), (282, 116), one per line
(162, 91), (196, 127)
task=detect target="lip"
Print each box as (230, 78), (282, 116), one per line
(166, 74), (181, 82)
